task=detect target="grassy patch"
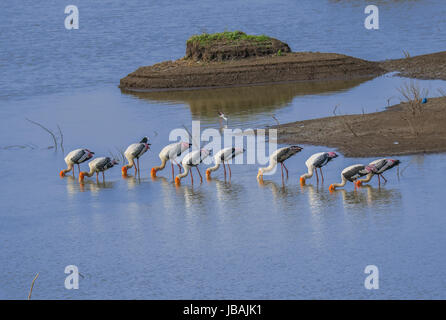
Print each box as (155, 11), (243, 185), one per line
(187, 31), (271, 45)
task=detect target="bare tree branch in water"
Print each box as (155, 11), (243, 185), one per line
(57, 125), (64, 154)
(26, 118), (58, 151)
(28, 272), (39, 300)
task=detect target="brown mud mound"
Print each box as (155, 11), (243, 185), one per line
(120, 52), (384, 91)
(273, 97), (446, 157)
(185, 31), (291, 61)
(380, 51), (446, 80)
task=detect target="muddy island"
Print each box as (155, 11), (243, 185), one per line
(273, 96), (446, 157)
(119, 31), (384, 91)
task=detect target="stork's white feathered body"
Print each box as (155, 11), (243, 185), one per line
(356, 158), (401, 186)
(257, 145), (303, 181)
(206, 147), (245, 179)
(122, 137), (150, 177)
(60, 148), (95, 177)
(151, 141), (192, 178)
(175, 149), (211, 185)
(300, 152), (338, 185)
(329, 164), (377, 191)
(79, 157), (119, 183)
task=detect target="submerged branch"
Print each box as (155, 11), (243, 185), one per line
(26, 118), (58, 151)
(28, 272), (40, 300)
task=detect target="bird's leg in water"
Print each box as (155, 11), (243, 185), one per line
(102, 171), (105, 183)
(319, 167), (324, 182)
(190, 168), (194, 184)
(72, 166), (75, 177)
(196, 167), (203, 183)
(172, 159), (182, 173)
(227, 162), (231, 178)
(171, 163), (174, 181)
(378, 174), (381, 186)
(134, 161), (137, 176)
(280, 163), (284, 182)
(77, 164), (80, 176)
(380, 174), (387, 183)
(137, 158), (140, 179)
(96, 172), (99, 183)
(283, 162), (289, 179)
(223, 162), (227, 180)
(315, 168), (319, 184)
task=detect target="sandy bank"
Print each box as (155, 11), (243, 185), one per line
(273, 97), (446, 157)
(380, 51), (446, 80)
(119, 52), (384, 91)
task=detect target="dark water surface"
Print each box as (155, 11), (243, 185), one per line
(1, 1), (446, 299)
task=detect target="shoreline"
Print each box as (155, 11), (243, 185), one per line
(272, 96), (446, 157)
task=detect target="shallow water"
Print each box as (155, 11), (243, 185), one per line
(1, 1), (446, 299)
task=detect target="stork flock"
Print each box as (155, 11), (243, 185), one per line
(60, 137), (401, 190)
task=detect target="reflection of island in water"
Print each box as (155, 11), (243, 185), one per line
(121, 78), (372, 120)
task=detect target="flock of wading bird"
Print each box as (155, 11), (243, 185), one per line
(59, 137), (401, 191)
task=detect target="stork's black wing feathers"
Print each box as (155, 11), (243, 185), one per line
(313, 153), (330, 168)
(276, 146), (302, 163)
(131, 143), (146, 158)
(95, 157), (111, 171)
(71, 150), (86, 163)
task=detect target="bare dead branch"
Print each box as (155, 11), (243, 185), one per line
(57, 125), (64, 154)
(28, 272), (39, 300)
(26, 118), (58, 151)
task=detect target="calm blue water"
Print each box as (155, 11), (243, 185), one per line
(1, 0), (446, 299)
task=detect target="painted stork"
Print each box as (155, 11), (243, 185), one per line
(60, 148), (94, 177)
(329, 164), (377, 191)
(300, 152), (338, 185)
(175, 149), (211, 185)
(79, 157), (119, 183)
(121, 137), (150, 177)
(257, 146), (302, 182)
(151, 141), (192, 179)
(356, 158), (401, 187)
(206, 147), (245, 180)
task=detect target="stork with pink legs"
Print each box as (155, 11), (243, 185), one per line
(355, 158), (401, 187)
(329, 164), (377, 191)
(79, 157), (119, 183)
(151, 141), (192, 180)
(175, 149), (211, 185)
(257, 145), (303, 182)
(121, 137), (150, 177)
(300, 151), (338, 185)
(206, 147), (245, 180)
(60, 148), (95, 178)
